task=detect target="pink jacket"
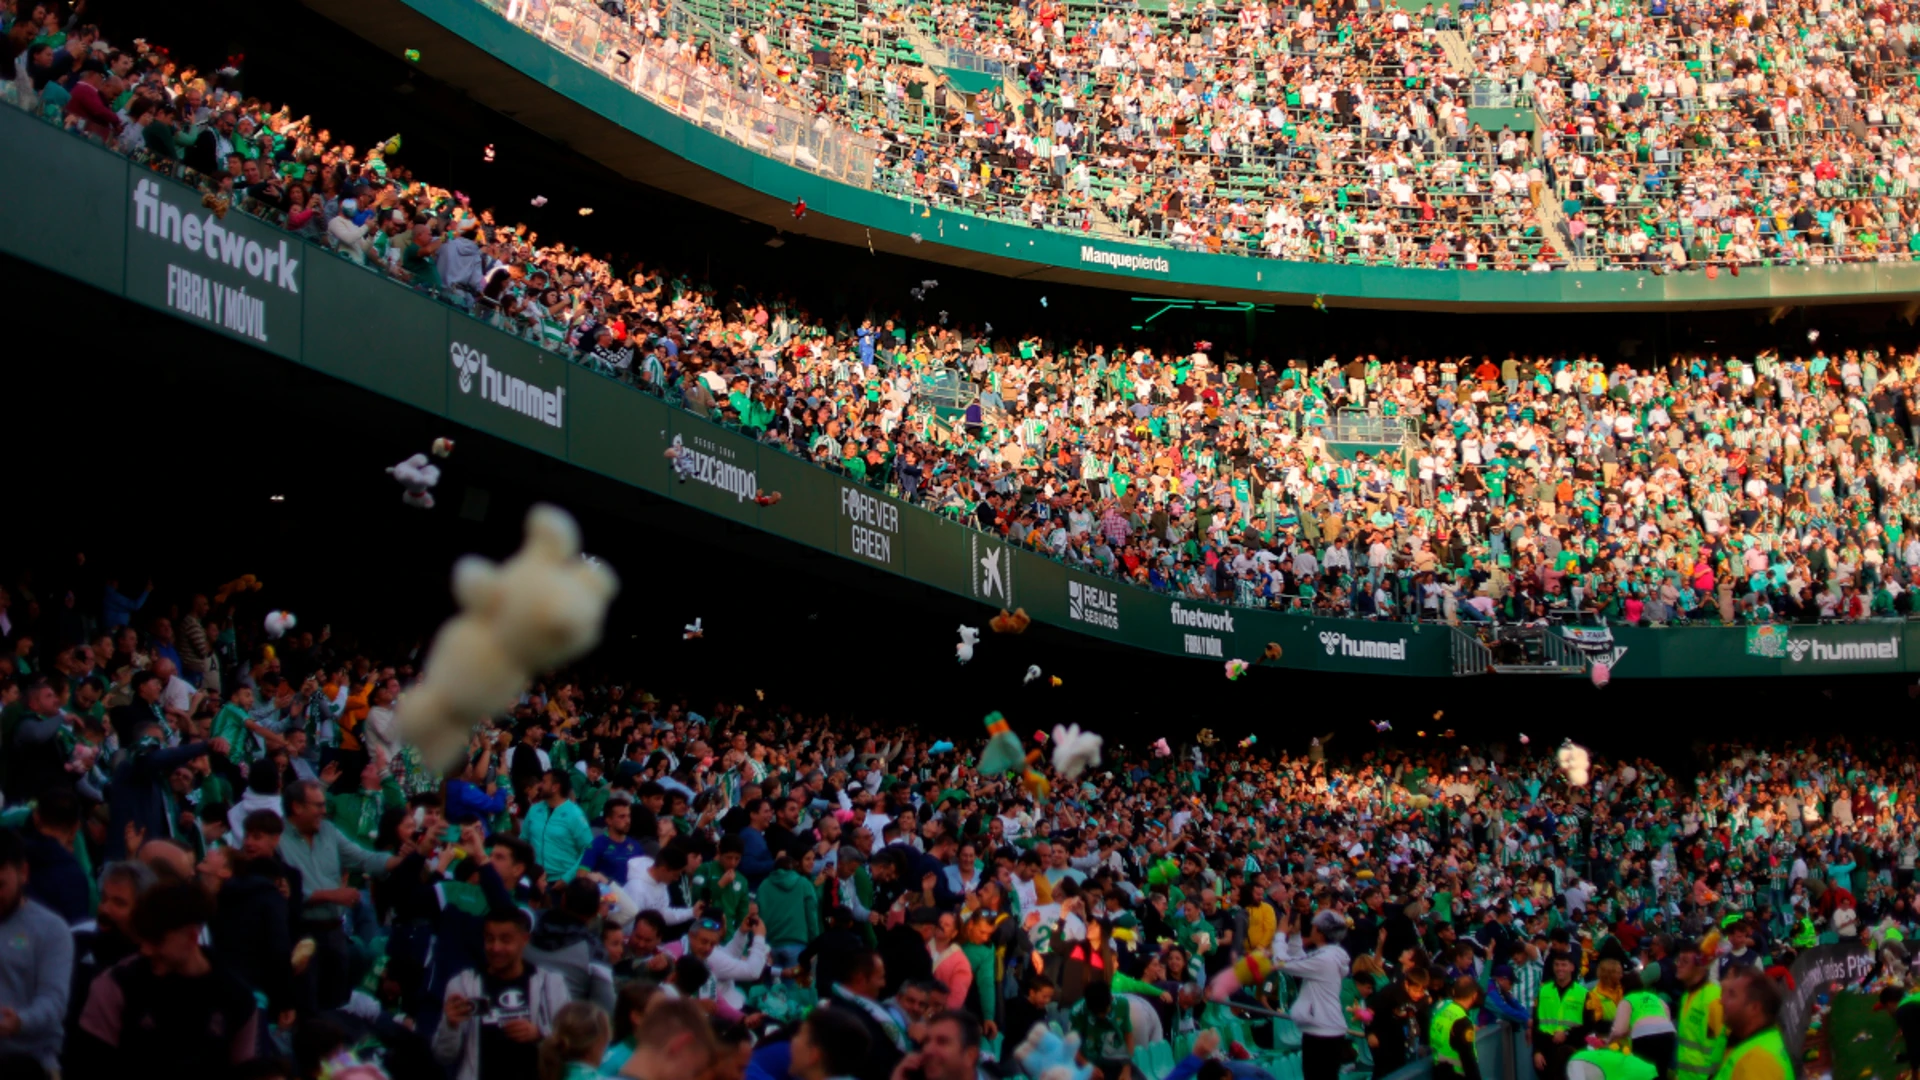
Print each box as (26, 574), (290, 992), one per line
(931, 945), (973, 1010)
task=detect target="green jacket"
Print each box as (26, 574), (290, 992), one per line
(570, 772), (611, 823)
(328, 780), (405, 851)
(758, 867), (821, 947)
(211, 703), (253, 758)
(692, 861), (752, 938)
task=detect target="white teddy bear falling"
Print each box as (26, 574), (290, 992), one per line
(397, 504), (620, 770)
(388, 453), (441, 508)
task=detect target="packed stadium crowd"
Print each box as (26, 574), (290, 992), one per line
(496, 0), (1920, 270)
(1, 561), (1918, 1080)
(11, 1), (1920, 628)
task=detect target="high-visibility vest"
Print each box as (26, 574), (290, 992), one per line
(1538, 980), (1589, 1033)
(1572, 1047), (1660, 1080)
(1676, 983), (1726, 1080)
(1709, 1027), (1792, 1080)
(1791, 917), (1816, 948)
(1623, 990), (1672, 1034)
(1430, 1000), (1472, 1071)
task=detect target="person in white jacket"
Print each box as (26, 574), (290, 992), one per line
(679, 914), (771, 1013)
(626, 846), (700, 925)
(1273, 907), (1353, 1080)
(433, 909), (570, 1080)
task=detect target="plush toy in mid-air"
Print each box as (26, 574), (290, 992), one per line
(979, 712), (1024, 775)
(397, 504), (620, 771)
(1263, 642), (1282, 662)
(664, 435), (697, 482)
(1206, 952), (1277, 1001)
(1151, 737), (1171, 757)
(1024, 664), (1043, 685)
(990, 608), (1031, 634)
(387, 453), (441, 509)
(928, 740), (955, 754)
(1050, 724), (1102, 780)
(683, 618), (704, 641)
(1013, 1023), (1093, 1080)
(1224, 658), (1249, 681)
(1557, 739), (1592, 786)
(264, 610), (297, 640)
(956, 625), (980, 664)
(431, 437), (455, 458)
(212, 574), (263, 605)
(754, 490), (782, 507)
(1238, 735), (1259, 749)
(1371, 720), (1393, 733)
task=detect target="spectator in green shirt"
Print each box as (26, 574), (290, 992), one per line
(1069, 981), (1133, 1073)
(524, 767), (593, 883)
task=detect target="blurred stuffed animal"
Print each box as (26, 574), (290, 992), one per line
(212, 574), (263, 605)
(683, 618), (704, 641)
(397, 504), (620, 770)
(1207, 952), (1276, 1001)
(264, 611), (297, 640)
(1224, 659), (1249, 681)
(1557, 739), (1592, 786)
(1151, 738), (1171, 757)
(979, 712), (1022, 773)
(1014, 1024), (1092, 1080)
(431, 437), (455, 458)
(387, 453), (441, 509)
(1024, 664), (1043, 685)
(990, 608), (1031, 634)
(1050, 724), (1102, 780)
(956, 625), (980, 664)
(1263, 642), (1282, 662)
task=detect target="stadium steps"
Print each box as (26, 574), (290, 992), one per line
(900, 20), (948, 68)
(1435, 28), (1473, 75)
(1529, 180), (1595, 270)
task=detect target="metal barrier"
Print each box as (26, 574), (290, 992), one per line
(1320, 410), (1409, 445)
(1540, 630), (1592, 671)
(1452, 626), (1493, 675)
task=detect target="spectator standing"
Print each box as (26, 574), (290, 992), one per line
(277, 778), (399, 1009)
(0, 829), (73, 1073)
(434, 908), (570, 1080)
(1274, 908), (1353, 1080)
(527, 767), (594, 884)
(73, 882), (256, 1074)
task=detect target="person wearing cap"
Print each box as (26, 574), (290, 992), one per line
(1534, 951), (1590, 1080)
(1272, 905), (1354, 1080)
(327, 197), (376, 265)
(1672, 942), (1726, 1080)
(1708, 967), (1789, 1080)
(436, 216), (487, 309)
(1484, 964), (1532, 1026)
(1429, 975), (1483, 1080)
